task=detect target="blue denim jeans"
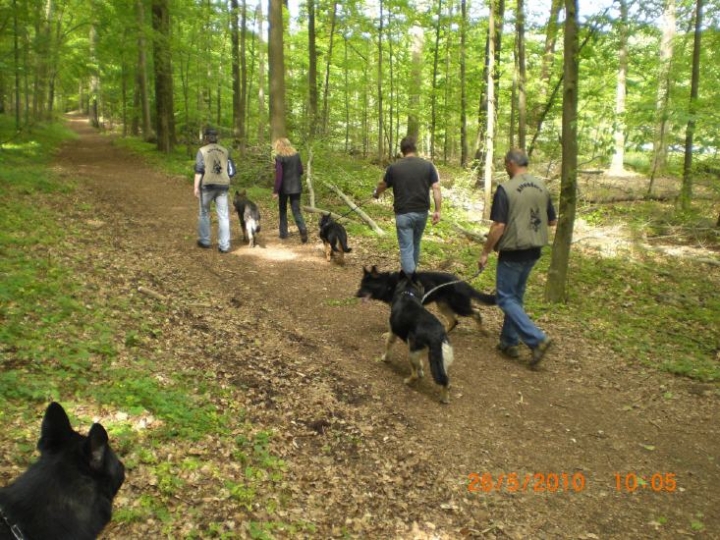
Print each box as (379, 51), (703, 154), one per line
(496, 258), (546, 348)
(395, 211), (428, 274)
(198, 187), (230, 251)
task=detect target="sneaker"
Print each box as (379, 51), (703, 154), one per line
(530, 337), (553, 368)
(218, 247), (230, 254)
(497, 343), (521, 359)
(197, 240), (211, 249)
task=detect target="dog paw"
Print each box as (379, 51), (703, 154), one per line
(403, 375), (418, 385)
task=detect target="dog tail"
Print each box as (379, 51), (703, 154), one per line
(340, 234), (352, 253)
(469, 288), (496, 305)
(428, 338), (453, 387)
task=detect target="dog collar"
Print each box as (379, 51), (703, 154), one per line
(401, 290), (418, 299)
(0, 504), (27, 540)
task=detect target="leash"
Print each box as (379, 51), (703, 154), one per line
(0, 504), (27, 540)
(333, 196), (376, 221)
(420, 268), (483, 304)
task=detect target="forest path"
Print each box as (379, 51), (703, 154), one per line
(54, 117), (719, 539)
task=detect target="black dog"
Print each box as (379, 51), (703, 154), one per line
(319, 213), (352, 264)
(382, 272), (454, 404)
(356, 265), (496, 332)
(0, 402), (125, 540)
(233, 190), (261, 247)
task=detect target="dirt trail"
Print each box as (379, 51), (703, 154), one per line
(53, 117), (719, 539)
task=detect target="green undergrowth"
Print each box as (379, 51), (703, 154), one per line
(0, 120), (302, 536)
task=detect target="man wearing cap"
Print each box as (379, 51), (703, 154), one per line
(194, 127), (236, 253)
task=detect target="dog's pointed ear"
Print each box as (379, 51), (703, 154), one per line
(85, 423), (110, 471)
(38, 402), (74, 452)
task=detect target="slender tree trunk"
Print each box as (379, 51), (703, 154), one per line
(256, 2), (266, 146)
(545, 0), (579, 304)
(407, 27), (423, 141)
(681, 0), (703, 211)
(231, 1), (243, 143)
(459, 0), (468, 167)
(12, 0), (21, 130)
(89, 24), (99, 128)
(377, 0), (384, 162)
(307, 0), (318, 138)
(516, 0), (527, 150)
(136, 0), (152, 141)
(649, 0), (675, 194)
(151, 0), (175, 153)
(609, 0), (628, 174)
(268, 0), (286, 141)
(344, 34), (350, 152)
(321, 1), (338, 137)
(481, 0), (496, 220)
(430, 0), (443, 161)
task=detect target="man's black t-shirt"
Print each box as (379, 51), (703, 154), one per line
(383, 156), (439, 214)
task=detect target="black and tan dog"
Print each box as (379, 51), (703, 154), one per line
(381, 272), (454, 404)
(356, 265), (496, 332)
(319, 213), (352, 264)
(0, 402), (125, 540)
(233, 190), (261, 247)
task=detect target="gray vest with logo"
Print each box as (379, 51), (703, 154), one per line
(200, 144), (231, 187)
(497, 173), (551, 252)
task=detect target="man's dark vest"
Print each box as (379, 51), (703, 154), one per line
(497, 173), (550, 252)
(200, 144), (231, 187)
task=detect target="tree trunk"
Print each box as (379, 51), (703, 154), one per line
(680, 0), (703, 211)
(151, 0), (174, 153)
(256, 2), (267, 146)
(377, 0), (384, 162)
(136, 0), (152, 141)
(515, 0), (527, 150)
(268, 0), (287, 142)
(649, 0), (675, 194)
(430, 0), (443, 161)
(609, 0), (628, 174)
(321, 1), (338, 137)
(481, 0), (496, 221)
(459, 0), (468, 167)
(231, 0), (245, 147)
(89, 24), (99, 128)
(307, 0), (318, 138)
(545, 0), (579, 304)
(407, 26), (423, 141)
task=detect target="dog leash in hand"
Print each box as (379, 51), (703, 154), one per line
(333, 196), (377, 221)
(0, 504), (27, 540)
(420, 268), (484, 304)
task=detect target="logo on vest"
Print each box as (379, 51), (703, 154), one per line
(212, 158), (223, 175)
(530, 207), (542, 232)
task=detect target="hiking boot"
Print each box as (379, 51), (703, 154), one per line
(218, 247), (230, 254)
(197, 240), (211, 249)
(530, 337), (553, 369)
(497, 343), (521, 359)
(300, 229), (308, 243)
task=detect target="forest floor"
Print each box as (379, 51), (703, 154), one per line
(48, 117), (719, 539)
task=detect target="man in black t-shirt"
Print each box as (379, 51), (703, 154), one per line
(373, 137), (442, 274)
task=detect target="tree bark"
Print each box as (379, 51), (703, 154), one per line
(515, 0), (527, 150)
(151, 0), (175, 153)
(268, 0), (287, 142)
(307, 0), (318, 138)
(256, 3), (267, 146)
(545, 0), (579, 304)
(649, 0), (675, 194)
(430, 0), (443, 160)
(459, 0), (468, 167)
(377, 0), (384, 162)
(321, 1), (338, 137)
(481, 0), (496, 220)
(407, 26), (424, 141)
(136, 0), (153, 141)
(609, 0), (628, 174)
(681, 0), (703, 211)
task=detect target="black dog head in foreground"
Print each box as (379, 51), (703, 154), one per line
(0, 402), (125, 540)
(356, 265), (496, 332)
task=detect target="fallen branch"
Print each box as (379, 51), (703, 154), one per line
(137, 286), (166, 301)
(323, 181), (385, 236)
(302, 206), (353, 222)
(451, 222), (487, 243)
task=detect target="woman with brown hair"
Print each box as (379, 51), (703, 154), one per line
(272, 138), (308, 243)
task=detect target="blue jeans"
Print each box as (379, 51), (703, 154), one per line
(198, 187), (230, 251)
(496, 258), (546, 348)
(395, 212), (428, 274)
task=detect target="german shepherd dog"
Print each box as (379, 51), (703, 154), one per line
(0, 402), (125, 540)
(233, 190), (261, 247)
(319, 213), (352, 264)
(382, 272), (454, 403)
(356, 266), (496, 332)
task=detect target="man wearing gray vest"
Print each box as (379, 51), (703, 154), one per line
(194, 127), (236, 253)
(479, 148), (557, 368)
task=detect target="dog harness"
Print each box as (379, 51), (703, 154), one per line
(0, 504), (26, 540)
